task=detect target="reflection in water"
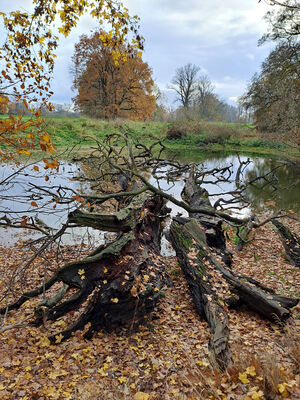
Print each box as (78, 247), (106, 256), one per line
(1, 152), (299, 247)
(0, 161), (100, 246)
(244, 158), (300, 211)
(168, 150), (300, 213)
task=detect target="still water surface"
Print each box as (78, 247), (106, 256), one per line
(1, 152), (299, 247)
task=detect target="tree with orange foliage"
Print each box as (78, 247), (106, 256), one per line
(0, 1), (143, 161)
(72, 32), (156, 120)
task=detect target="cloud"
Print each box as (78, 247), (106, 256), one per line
(246, 53), (255, 61)
(1, 0), (273, 105)
(228, 96), (239, 103)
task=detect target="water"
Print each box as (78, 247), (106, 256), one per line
(0, 161), (104, 246)
(1, 152), (299, 247)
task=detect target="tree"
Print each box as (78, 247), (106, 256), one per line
(241, 0), (300, 134)
(72, 32), (155, 120)
(169, 63), (200, 108)
(0, 1), (143, 160)
(259, 0), (300, 43)
(241, 41), (299, 133)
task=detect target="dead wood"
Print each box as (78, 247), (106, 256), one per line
(169, 170), (298, 371)
(0, 195), (170, 343)
(272, 220), (300, 268)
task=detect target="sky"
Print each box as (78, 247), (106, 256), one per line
(1, 0), (274, 107)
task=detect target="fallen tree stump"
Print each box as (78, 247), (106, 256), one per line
(0, 195), (170, 343)
(181, 167), (232, 266)
(169, 217), (298, 371)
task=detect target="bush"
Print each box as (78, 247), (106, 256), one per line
(166, 125), (187, 140)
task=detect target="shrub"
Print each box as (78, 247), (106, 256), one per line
(166, 125), (187, 140)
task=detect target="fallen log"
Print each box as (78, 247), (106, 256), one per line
(272, 220), (300, 268)
(181, 167), (232, 266)
(0, 195), (170, 343)
(169, 169), (298, 371)
(169, 217), (298, 371)
(169, 217), (232, 371)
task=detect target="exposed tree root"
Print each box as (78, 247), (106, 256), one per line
(1, 195), (170, 343)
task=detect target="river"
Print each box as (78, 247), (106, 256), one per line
(0, 151), (299, 247)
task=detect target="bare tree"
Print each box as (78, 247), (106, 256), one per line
(195, 75), (217, 118)
(169, 63), (200, 108)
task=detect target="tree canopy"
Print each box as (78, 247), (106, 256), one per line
(241, 40), (300, 133)
(241, 0), (300, 135)
(72, 32), (156, 120)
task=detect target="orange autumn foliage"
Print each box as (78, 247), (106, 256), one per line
(72, 32), (156, 120)
(0, 1), (143, 160)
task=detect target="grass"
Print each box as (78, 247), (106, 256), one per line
(41, 116), (167, 147)
(163, 120), (297, 157)
(1, 114), (299, 158)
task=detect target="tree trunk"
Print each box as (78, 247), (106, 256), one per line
(0, 195), (170, 343)
(181, 167), (232, 266)
(169, 169), (298, 371)
(169, 217), (232, 371)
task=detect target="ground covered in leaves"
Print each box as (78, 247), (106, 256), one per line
(0, 218), (299, 400)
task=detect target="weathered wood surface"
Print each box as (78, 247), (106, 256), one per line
(169, 217), (232, 371)
(272, 220), (300, 268)
(0, 195), (170, 343)
(169, 169), (298, 370)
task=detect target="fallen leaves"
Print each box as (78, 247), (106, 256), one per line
(0, 219), (299, 399)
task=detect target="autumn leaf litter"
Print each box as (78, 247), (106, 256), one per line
(0, 217), (299, 400)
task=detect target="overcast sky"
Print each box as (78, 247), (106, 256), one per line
(1, 0), (274, 107)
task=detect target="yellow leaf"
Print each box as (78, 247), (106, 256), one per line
(38, 336), (50, 347)
(277, 383), (288, 396)
(55, 333), (64, 343)
(238, 372), (249, 384)
(251, 391), (264, 400)
(103, 267), (108, 273)
(134, 392), (150, 400)
(42, 133), (51, 143)
(130, 285), (138, 297)
(118, 376), (126, 383)
(78, 269), (85, 275)
(97, 367), (108, 376)
(17, 149), (31, 156)
(246, 365), (256, 377)
(110, 297), (119, 303)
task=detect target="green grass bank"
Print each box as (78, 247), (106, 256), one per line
(1, 114), (300, 158)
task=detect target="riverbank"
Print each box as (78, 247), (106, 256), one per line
(1, 115), (299, 160)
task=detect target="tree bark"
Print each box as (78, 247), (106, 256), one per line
(169, 169), (298, 371)
(0, 195), (170, 343)
(272, 220), (300, 268)
(169, 217), (232, 371)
